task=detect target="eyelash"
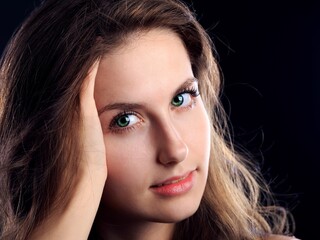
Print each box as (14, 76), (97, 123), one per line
(108, 86), (200, 134)
(174, 86), (199, 110)
(182, 86), (199, 96)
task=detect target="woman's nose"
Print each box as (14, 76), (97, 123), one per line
(156, 120), (189, 166)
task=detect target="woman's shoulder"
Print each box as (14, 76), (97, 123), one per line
(266, 234), (301, 240)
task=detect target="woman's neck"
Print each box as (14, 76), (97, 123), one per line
(94, 218), (175, 240)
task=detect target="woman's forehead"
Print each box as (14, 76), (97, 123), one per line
(94, 29), (194, 108)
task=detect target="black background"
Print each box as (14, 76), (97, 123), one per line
(1, 1), (319, 239)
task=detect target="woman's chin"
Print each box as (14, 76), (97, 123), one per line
(148, 201), (200, 224)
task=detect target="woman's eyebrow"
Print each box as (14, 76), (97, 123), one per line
(98, 103), (143, 116)
(174, 77), (198, 95)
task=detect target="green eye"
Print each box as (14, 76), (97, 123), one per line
(116, 115), (130, 127)
(171, 94), (184, 106)
(109, 112), (141, 134)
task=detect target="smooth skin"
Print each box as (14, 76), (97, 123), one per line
(93, 29), (211, 240)
(29, 29), (299, 240)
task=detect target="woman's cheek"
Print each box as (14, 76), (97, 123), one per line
(177, 99), (210, 150)
(103, 130), (152, 179)
(186, 100), (211, 166)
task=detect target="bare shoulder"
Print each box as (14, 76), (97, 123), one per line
(266, 234), (300, 240)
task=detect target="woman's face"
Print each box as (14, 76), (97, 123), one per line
(94, 29), (211, 224)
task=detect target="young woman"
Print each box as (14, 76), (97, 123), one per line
(0, 0), (298, 239)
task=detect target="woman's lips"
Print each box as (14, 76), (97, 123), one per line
(150, 171), (195, 196)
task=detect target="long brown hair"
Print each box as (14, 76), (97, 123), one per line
(0, 0), (293, 239)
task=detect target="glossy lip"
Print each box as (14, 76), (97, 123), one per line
(150, 170), (195, 196)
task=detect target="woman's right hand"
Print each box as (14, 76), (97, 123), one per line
(30, 60), (107, 239)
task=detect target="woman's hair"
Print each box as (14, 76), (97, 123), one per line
(0, 0), (293, 239)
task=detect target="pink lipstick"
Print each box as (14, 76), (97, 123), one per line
(150, 171), (195, 196)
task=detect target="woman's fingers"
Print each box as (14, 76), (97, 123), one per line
(80, 60), (107, 170)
